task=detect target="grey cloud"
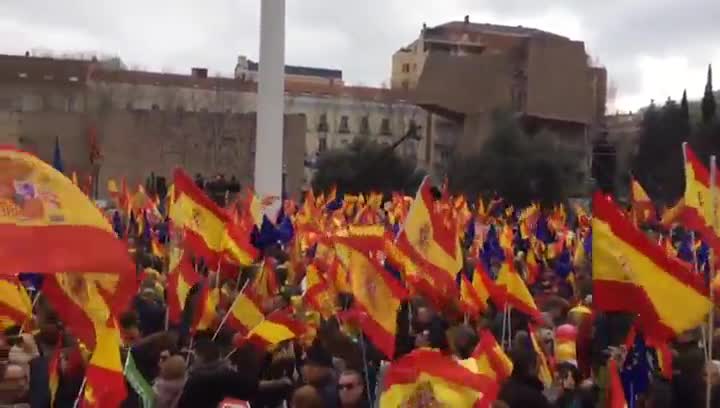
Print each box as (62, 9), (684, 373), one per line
(0, 0), (718, 108)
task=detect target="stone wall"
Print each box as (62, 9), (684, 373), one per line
(8, 110), (306, 199)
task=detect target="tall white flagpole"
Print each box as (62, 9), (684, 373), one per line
(254, 0), (286, 219)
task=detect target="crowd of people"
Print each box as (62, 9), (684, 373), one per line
(2, 162), (720, 408)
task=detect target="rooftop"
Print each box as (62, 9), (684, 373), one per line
(246, 59), (342, 80)
(0, 53), (410, 103)
(431, 20), (569, 40)
(0, 54), (91, 85)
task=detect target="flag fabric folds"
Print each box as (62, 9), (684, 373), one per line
(0, 277), (32, 329)
(380, 348), (498, 408)
(226, 290), (265, 335)
(680, 143), (720, 253)
(465, 329), (513, 382)
(395, 176), (463, 295)
(171, 168), (257, 266)
(82, 322), (127, 408)
(244, 310), (304, 350)
(592, 191), (712, 340)
(334, 235), (408, 359)
(0, 147), (134, 276)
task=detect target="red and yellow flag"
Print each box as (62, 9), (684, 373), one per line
(304, 263), (337, 319)
(396, 177), (462, 295)
(380, 348), (498, 407)
(630, 177), (656, 225)
(334, 234), (408, 359)
(226, 289), (264, 335)
(171, 169), (257, 266)
(463, 329), (513, 382)
(48, 343), (61, 405)
(192, 284), (220, 333)
(593, 191), (712, 340)
(166, 248), (202, 324)
(529, 326), (553, 388)
(244, 309), (304, 351)
(82, 322), (127, 408)
(43, 273), (120, 350)
(495, 250), (542, 322)
(680, 143), (720, 252)
(0, 277), (32, 329)
(0, 147), (133, 275)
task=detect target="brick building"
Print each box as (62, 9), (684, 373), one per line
(0, 53), (428, 197)
(391, 17), (607, 189)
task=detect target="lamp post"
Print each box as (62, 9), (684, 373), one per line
(254, 0), (286, 217)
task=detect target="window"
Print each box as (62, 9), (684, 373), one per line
(380, 118), (392, 135)
(151, 103), (160, 110)
(359, 115), (370, 134)
(318, 137), (327, 153)
(317, 113), (329, 132)
(401, 80), (409, 90)
(402, 63), (410, 73)
(338, 115), (350, 133)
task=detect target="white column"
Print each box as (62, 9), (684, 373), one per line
(254, 0), (285, 219)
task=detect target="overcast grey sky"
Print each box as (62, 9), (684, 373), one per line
(1, 0), (718, 112)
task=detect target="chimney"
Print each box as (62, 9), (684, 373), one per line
(464, 15), (470, 24)
(422, 22), (427, 30)
(191, 67), (208, 79)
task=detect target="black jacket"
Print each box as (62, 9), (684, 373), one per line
(177, 361), (258, 408)
(498, 373), (552, 408)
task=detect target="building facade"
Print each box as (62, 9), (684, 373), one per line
(0, 53), (430, 195)
(390, 16), (607, 191)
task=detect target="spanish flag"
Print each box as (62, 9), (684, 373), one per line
(82, 321), (127, 408)
(244, 309), (304, 350)
(607, 359), (628, 408)
(43, 273), (116, 350)
(680, 143), (720, 252)
(192, 284), (220, 332)
(226, 289), (264, 335)
(0, 278), (32, 329)
(472, 263), (505, 311)
(592, 191), (712, 340)
(529, 325), (553, 388)
(380, 348), (498, 408)
(253, 257), (281, 301)
(334, 235), (408, 359)
(465, 329), (513, 382)
(171, 168), (257, 266)
(396, 176), (462, 294)
(0, 147), (134, 275)
(459, 274), (485, 316)
(630, 177), (656, 225)
(304, 263), (337, 319)
(495, 250), (542, 322)
(166, 248), (202, 324)
(48, 343), (61, 406)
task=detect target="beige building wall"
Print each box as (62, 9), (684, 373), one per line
(10, 111), (307, 199)
(391, 41), (422, 90)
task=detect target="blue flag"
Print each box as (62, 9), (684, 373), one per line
(621, 332), (652, 408)
(52, 136), (64, 173)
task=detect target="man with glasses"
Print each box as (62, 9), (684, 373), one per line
(337, 370), (368, 408)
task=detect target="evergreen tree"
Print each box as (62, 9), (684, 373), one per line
(633, 98), (686, 202)
(446, 110), (574, 206)
(680, 89), (691, 136)
(702, 64), (717, 124)
(312, 137), (422, 195)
